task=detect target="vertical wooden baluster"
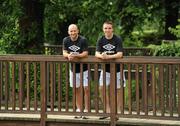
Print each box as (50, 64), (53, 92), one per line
(40, 61), (47, 126)
(19, 62), (24, 111)
(65, 63), (69, 112)
(143, 64), (148, 115)
(12, 62), (16, 111)
(94, 63), (99, 113)
(102, 63), (106, 113)
(110, 63), (116, 126)
(87, 64), (91, 112)
(72, 63), (76, 112)
(58, 63), (62, 112)
(169, 65), (173, 117)
(50, 63), (54, 111)
(80, 63), (83, 112)
(135, 64), (140, 115)
(120, 64), (124, 114)
(5, 62), (9, 110)
(159, 64), (164, 116)
(33, 62), (37, 111)
(151, 64), (156, 116)
(128, 64), (132, 114)
(26, 62), (30, 111)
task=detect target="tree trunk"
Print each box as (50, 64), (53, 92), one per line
(164, 0), (179, 40)
(19, 0), (44, 54)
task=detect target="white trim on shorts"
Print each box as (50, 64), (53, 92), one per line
(99, 70), (126, 89)
(69, 70), (88, 88)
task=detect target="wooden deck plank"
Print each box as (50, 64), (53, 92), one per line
(0, 113), (180, 126)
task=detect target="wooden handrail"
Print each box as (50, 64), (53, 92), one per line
(0, 55), (179, 64)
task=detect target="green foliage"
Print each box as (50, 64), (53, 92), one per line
(148, 20), (180, 55)
(123, 35), (144, 47)
(1, 0), (179, 52)
(148, 42), (180, 56)
(118, 0), (164, 36)
(169, 19), (180, 38)
(78, 0), (119, 45)
(0, 1), (22, 53)
(0, 21), (21, 54)
(43, 0), (166, 46)
(43, 0), (119, 45)
(44, 0), (84, 44)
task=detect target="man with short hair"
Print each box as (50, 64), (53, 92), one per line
(95, 21), (125, 119)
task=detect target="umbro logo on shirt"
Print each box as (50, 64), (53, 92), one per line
(103, 44), (115, 54)
(69, 45), (80, 52)
(103, 44), (115, 51)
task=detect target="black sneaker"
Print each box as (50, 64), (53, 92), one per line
(82, 116), (88, 119)
(99, 116), (108, 120)
(74, 116), (82, 119)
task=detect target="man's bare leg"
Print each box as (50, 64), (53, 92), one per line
(99, 85), (110, 119)
(76, 87), (82, 111)
(84, 86), (89, 111)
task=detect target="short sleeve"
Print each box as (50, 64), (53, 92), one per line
(96, 37), (102, 52)
(116, 36), (123, 52)
(81, 37), (88, 52)
(63, 37), (68, 51)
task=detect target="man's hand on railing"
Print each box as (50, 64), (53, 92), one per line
(67, 53), (79, 61)
(98, 52), (123, 60)
(101, 52), (108, 59)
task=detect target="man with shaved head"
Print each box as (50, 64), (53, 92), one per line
(63, 24), (89, 119)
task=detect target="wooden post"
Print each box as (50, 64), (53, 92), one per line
(40, 62), (47, 126)
(110, 63), (116, 126)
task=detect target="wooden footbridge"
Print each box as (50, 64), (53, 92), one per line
(0, 47), (180, 126)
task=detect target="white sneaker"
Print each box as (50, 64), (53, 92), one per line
(74, 109), (81, 119)
(76, 109), (80, 112)
(84, 109), (88, 112)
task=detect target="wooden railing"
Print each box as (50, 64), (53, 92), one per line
(0, 55), (180, 126)
(44, 45), (152, 56)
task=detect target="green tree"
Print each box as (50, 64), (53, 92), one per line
(0, 0), (179, 53)
(0, 0), (45, 54)
(43, 0), (82, 45)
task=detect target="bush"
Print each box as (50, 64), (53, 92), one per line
(148, 41), (180, 56)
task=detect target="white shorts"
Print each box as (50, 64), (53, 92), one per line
(69, 70), (88, 88)
(99, 70), (126, 89)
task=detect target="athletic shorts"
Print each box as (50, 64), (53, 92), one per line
(69, 70), (88, 88)
(99, 70), (126, 89)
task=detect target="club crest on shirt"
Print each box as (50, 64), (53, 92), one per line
(69, 45), (80, 52)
